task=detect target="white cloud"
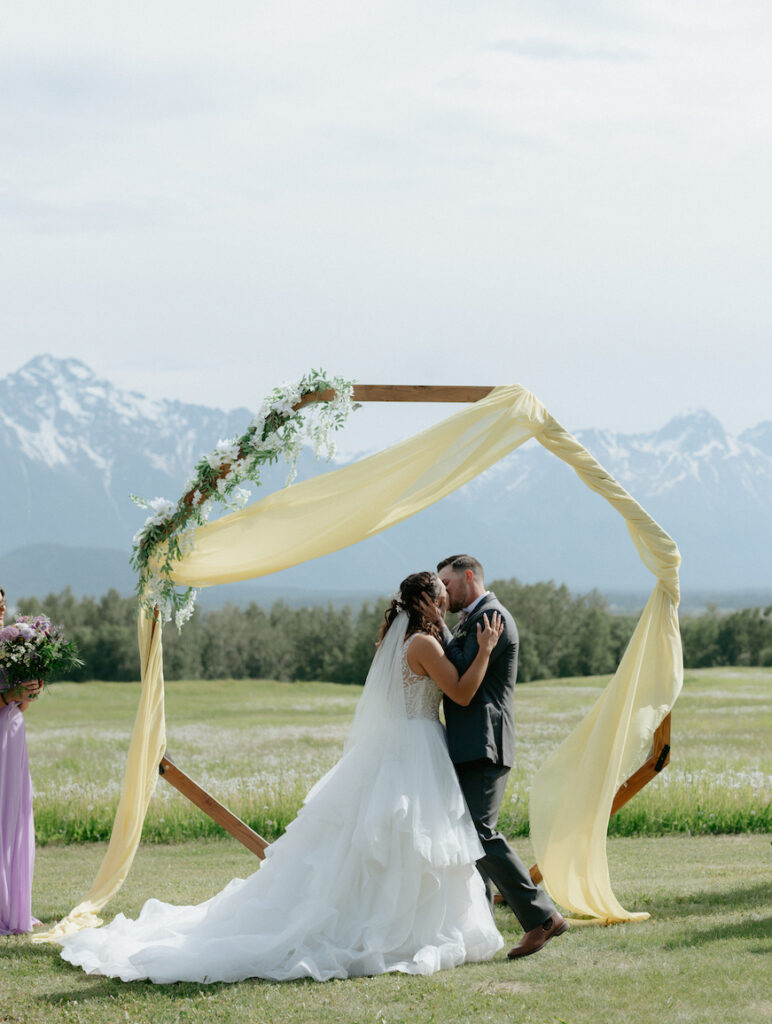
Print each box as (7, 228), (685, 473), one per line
(489, 38), (647, 62)
(0, 0), (770, 443)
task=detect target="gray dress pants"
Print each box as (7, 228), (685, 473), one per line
(455, 759), (556, 933)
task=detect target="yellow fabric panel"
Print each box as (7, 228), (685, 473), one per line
(38, 383), (681, 940)
(528, 417), (682, 920)
(166, 386), (541, 586)
(34, 610), (166, 942)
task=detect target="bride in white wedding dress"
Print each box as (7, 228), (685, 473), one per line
(59, 572), (504, 983)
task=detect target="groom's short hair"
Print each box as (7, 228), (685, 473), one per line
(436, 554), (485, 583)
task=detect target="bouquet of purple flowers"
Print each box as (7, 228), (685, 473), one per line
(0, 615), (83, 689)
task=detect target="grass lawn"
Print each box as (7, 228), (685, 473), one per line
(3, 667), (769, 1021)
(25, 667), (772, 843)
(1, 834), (769, 1024)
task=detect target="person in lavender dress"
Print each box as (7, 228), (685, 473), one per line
(0, 587), (43, 935)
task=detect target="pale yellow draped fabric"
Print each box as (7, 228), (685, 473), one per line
(37, 384), (681, 941)
(528, 419), (682, 922)
(35, 610), (166, 941)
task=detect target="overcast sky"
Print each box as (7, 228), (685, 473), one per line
(1, 0), (770, 451)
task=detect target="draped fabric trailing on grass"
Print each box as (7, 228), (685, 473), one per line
(35, 612), (166, 941)
(36, 384), (682, 942)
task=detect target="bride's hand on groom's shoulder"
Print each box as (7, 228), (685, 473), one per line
(477, 612), (503, 654)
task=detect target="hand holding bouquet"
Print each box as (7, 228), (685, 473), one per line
(0, 616), (83, 699)
(1, 679), (43, 705)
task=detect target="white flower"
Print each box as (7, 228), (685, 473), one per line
(206, 438), (239, 470)
(270, 398), (296, 418)
(144, 497), (175, 526)
(219, 486), (250, 511)
(261, 380), (302, 422)
(178, 524), (197, 557)
(257, 430), (282, 454)
(217, 437), (240, 462)
(139, 495), (175, 528)
(148, 497), (174, 515)
(175, 591), (198, 629)
(199, 497), (216, 521)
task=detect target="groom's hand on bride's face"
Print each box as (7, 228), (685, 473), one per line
(419, 595), (445, 624)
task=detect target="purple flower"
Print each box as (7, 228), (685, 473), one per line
(0, 626), (20, 642)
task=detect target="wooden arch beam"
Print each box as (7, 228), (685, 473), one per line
(294, 384), (495, 409)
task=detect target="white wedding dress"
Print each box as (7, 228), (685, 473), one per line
(60, 616), (502, 983)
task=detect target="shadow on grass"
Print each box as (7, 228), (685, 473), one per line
(645, 881), (772, 919)
(40, 974), (325, 1003)
(664, 914), (772, 951)
(0, 941), (235, 1001)
(40, 980), (239, 1004)
(0, 942), (60, 964)
(20, 940), (316, 1001)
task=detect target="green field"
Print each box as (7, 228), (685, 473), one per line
(25, 667), (772, 844)
(2, 667), (769, 1023)
(1, 835), (769, 1024)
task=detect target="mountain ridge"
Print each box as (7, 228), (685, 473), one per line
(1, 354), (769, 597)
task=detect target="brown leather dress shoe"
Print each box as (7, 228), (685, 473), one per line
(507, 914), (569, 959)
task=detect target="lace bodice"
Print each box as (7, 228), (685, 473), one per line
(401, 636), (442, 721)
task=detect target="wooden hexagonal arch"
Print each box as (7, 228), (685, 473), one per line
(38, 383), (680, 942)
(158, 385), (671, 885)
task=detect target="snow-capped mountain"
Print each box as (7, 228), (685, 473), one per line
(444, 406), (772, 596)
(0, 355), (251, 551)
(1, 355), (770, 600)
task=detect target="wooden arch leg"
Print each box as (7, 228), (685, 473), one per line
(159, 755), (268, 859)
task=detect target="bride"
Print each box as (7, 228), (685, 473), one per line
(60, 571), (505, 983)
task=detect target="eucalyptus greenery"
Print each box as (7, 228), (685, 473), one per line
(130, 370), (356, 627)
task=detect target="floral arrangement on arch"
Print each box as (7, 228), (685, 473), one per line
(0, 616), (83, 688)
(131, 369), (356, 628)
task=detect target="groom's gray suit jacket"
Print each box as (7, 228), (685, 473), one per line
(442, 591), (518, 769)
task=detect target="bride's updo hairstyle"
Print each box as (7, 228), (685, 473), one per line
(377, 571), (444, 645)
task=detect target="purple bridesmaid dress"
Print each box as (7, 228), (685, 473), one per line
(0, 702), (38, 934)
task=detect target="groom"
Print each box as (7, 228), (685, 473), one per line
(437, 554), (568, 959)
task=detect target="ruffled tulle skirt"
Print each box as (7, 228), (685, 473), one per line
(60, 718), (502, 982)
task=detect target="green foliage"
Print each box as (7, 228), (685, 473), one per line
(16, 586), (772, 686)
(488, 579), (636, 681)
(129, 371), (355, 627)
(680, 604), (772, 668)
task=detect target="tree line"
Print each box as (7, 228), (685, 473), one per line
(14, 584), (772, 684)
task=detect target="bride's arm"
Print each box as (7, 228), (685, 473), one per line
(407, 613), (503, 707)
